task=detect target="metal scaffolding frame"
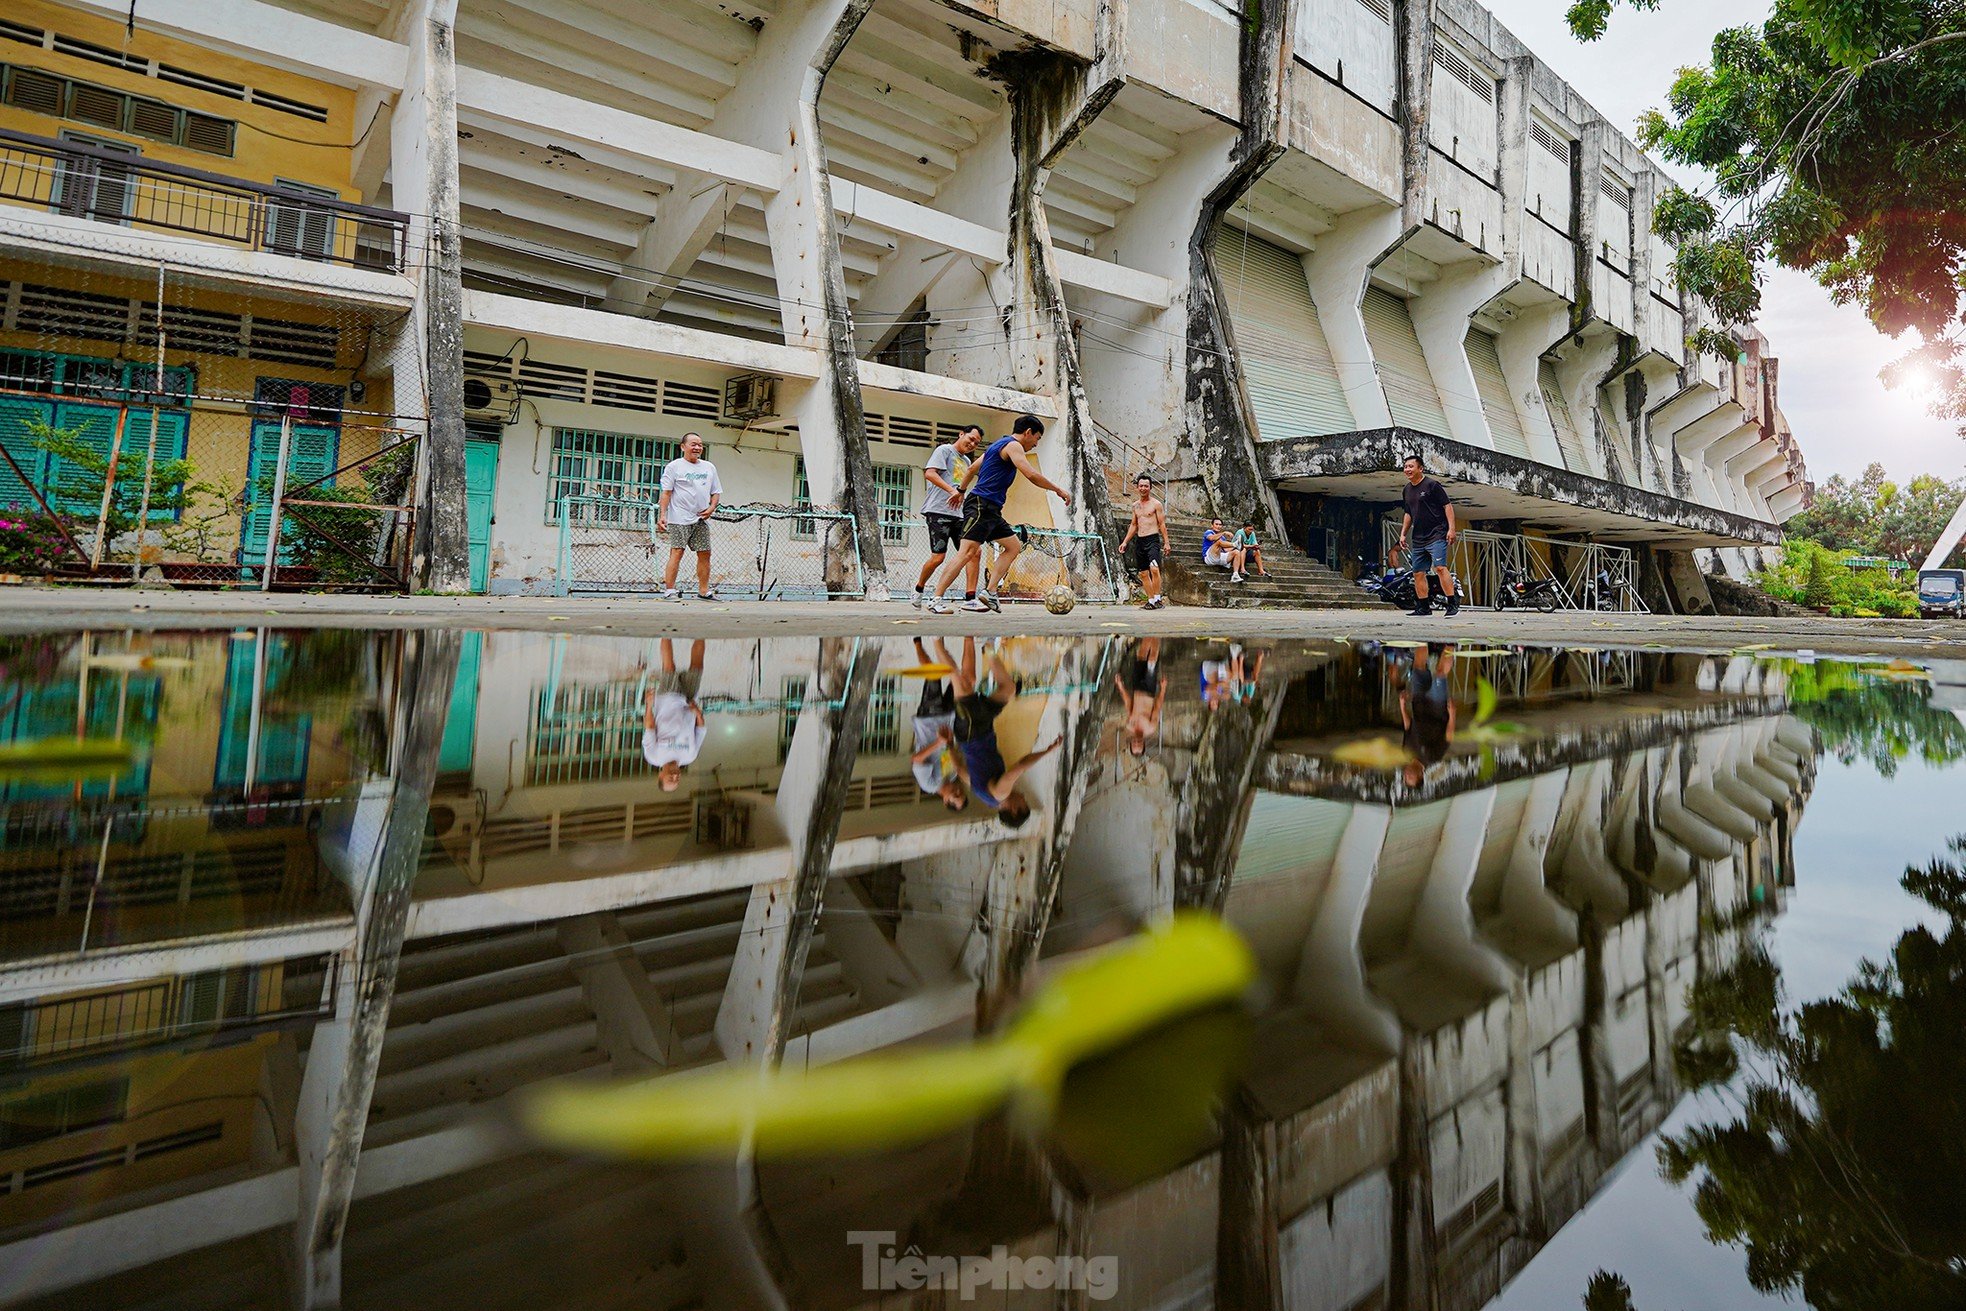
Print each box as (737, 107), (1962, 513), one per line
(1378, 521), (1647, 612)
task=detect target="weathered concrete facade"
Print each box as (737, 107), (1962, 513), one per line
(0, 0), (1810, 598)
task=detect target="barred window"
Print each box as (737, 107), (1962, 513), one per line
(792, 456), (911, 543)
(548, 427), (678, 524)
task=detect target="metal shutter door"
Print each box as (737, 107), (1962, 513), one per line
(1234, 793), (1355, 887)
(1211, 228), (1355, 439)
(1465, 329), (1530, 458)
(1540, 361), (1591, 473)
(1362, 287), (1450, 436)
(0, 397), (52, 509)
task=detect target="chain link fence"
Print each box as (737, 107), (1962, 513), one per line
(556, 496), (864, 598)
(884, 520), (1123, 603)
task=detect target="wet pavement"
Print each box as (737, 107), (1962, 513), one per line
(0, 625), (1961, 1309)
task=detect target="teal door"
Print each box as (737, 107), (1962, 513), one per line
(438, 631), (483, 774)
(243, 422), (338, 562)
(214, 636), (311, 791)
(465, 438), (500, 593)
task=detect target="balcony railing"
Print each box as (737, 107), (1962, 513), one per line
(0, 127), (409, 273)
(0, 954), (337, 1074)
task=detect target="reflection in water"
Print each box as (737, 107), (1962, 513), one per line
(0, 633), (1960, 1309)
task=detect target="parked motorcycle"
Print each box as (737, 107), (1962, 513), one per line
(1357, 558), (1462, 612)
(1493, 566), (1561, 613)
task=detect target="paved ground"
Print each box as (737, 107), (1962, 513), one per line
(5, 586), (1965, 658)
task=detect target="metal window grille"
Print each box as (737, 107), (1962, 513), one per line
(777, 673), (901, 760)
(547, 428), (678, 524)
(792, 457), (910, 543)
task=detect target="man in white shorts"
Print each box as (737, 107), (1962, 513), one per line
(642, 638), (707, 791)
(656, 433), (722, 600)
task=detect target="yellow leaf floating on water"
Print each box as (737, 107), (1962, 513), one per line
(1331, 737), (1417, 770)
(1862, 658), (1930, 681)
(0, 737), (135, 783)
(521, 914), (1253, 1160)
(885, 663), (954, 678)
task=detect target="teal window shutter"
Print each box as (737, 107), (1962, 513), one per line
(45, 402), (122, 516)
(0, 397), (52, 511)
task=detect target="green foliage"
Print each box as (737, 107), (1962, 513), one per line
(1657, 837), (1966, 1308)
(1775, 656), (1966, 773)
(1788, 463), (1966, 565)
(1581, 1269), (1638, 1311)
(1575, 0), (1966, 437)
(260, 444), (412, 584)
(0, 511), (71, 574)
(29, 416), (206, 545)
(1758, 535), (1930, 616)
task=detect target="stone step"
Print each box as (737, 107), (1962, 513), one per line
(380, 984), (596, 1077)
(368, 1023), (607, 1127)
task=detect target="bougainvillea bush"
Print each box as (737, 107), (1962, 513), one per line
(0, 511), (71, 575)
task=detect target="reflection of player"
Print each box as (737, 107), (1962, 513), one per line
(949, 637), (1061, 826)
(642, 638), (707, 792)
(908, 639), (968, 811)
(1400, 643), (1457, 787)
(1115, 637), (1166, 756)
(1199, 643), (1265, 709)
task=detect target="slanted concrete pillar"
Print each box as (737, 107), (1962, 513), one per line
(999, 12), (1129, 542)
(1172, 676), (1286, 911)
(1182, 0), (1298, 532)
(391, 1), (469, 592)
(1550, 331), (1617, 481)
(292, 629), (461, 1309)
(747, 0), (889, 595)
(1494, 302), (1570, 469)
(1303, 208), (1405, 429)
(1408, 263), (1508, 449)
(1767, 484), (1806, 519)
(1292, 806), (1402, 1053)
(715, 637), (875, 1063)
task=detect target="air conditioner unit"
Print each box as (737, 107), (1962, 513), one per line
(722, 373), (778, 423)
(462, 374), (519, 421)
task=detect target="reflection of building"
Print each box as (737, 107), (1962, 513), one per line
(0, 0), (1810, 601)
(1, 637), (1818, 1311)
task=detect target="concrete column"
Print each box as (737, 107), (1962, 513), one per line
(974, 640), (1120, 1031)
(1393, 0), (1435, 227)
(1303, 208), (1405, 429)
(1001, 15), (1129, 542)
(1292, 805), (1402, 1054)
(292, 628), (461, 1309)
(1409, 790), (1514, 992)
(1181, 0), (1299, 531)
(391, 2), (470, 592)
(1550, 332), (1617, 481)
(751, 0), (888, 595)
(1494, 301), (1570, 468)
(1172, 678), (1286, 910)
(714, 637), (875, 1063)
(1408, 262), (1507, 449)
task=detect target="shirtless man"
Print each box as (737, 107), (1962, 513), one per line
(1117, 474), (1168, 610)
(1115, 636), (1166, 756)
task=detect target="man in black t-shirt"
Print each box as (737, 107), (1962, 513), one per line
(1398, 455), (1459, 616)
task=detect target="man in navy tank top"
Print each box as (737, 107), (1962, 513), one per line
(925, 414), (1073, 614)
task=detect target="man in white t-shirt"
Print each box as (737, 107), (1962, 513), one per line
(911, 425), (982, 607)
(905, 638), (967, 810)
(656, 432), (722, 600)
(642, 638), (707, 791)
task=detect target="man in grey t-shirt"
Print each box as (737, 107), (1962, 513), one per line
(657, 432), (722, 600)
(911, 424), (982, 607)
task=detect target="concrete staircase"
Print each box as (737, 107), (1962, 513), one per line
(1196, 553), (1375, 611)
(363, 889), (863, 1144)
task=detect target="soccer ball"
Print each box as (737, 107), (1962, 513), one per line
(1043, 585), (1077, 615)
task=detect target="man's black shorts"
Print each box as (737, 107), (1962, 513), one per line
(925, 513), (961, 554)
(1132, 533), (1163, 571)
(960, 496), (1015, 544)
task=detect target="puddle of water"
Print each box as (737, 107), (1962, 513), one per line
(0, 629), (1962, 1309)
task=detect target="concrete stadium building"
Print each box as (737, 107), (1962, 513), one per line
(0, 0), (1809, 605)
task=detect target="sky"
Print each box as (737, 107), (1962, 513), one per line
(1482, 0), (1964, 486)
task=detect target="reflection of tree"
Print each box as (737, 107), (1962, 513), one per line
(1779, 660), (1966, 776)
(1658, 837), (1966, 1309)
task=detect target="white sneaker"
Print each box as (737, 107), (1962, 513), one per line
(926, 599), (955, 614)
(979, 592), (1001, 613)
(911, 589), (924, 608)
(1231, 573), (1244, 583)
(962, 598), (991, 612)
(658, 588), (681, 600)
